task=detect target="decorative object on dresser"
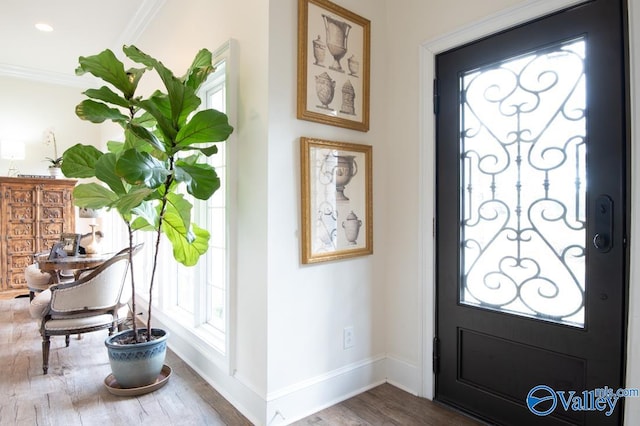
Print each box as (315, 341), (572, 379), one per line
(43, 129), (64, 178)
(0, 176), (76, 297)
(1, 141), (25, 177)
(82, 224), (101, 255)
(59, 233), (81, 256)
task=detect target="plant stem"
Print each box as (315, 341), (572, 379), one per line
(127, 221), (140, 343)
(51, 132), (58, 160)
(146, 169), (173, 341)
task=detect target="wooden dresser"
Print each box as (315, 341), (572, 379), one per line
(0, 177), (76, 295)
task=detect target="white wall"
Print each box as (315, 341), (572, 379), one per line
(0, 77), (100, 176)
(264, 0), (389, 422)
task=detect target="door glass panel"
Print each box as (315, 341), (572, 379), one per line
(460, 38), (586, 327)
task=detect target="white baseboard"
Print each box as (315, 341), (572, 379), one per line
(385, 355), (422, 396)
(144, 305), (424, 426)
(265, 355), (387, 425)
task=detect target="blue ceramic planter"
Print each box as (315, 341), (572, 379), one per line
(105, 328), (169, 388)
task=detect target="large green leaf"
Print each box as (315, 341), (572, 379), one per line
(124, 45), (201, 128)
(106, 140), (125, 154)
(140, 88), (200, 134)
(164, 192), (193, 235)
(175, 109), (233, 148)
(125, 67), (147, 93)
(76, 49), (142, 99)
(122, 127), (157, 153)
(183, 49), (214, 91)
(131, 200), (158, 230)
(127, 122), (165, 152)
(114, 187), (154, 215)
(61, 144), (103, 178)
(76, 99), (128, 124)
(95, 153), (126, 194)
(132, 110), (157, 129)
(174, 161), (220, 200)
(73, 183), (118, 209)
(83, 86), (130, 108)
(123, 45), (157, 69)
(194, 144), (219, 157)
(135, 95), (177, 145)
(116, 148), (170, 189)
(164, 221), (210, 266)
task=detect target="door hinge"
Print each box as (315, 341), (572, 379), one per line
(433, 79), (439, 115)
(433, 336), (440, 374)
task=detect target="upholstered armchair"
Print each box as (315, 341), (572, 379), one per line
(29, 245), (141, 374)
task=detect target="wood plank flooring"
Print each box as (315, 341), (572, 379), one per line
(292, 383), (484, 426)
(0, 296), (251, 426)
(1, 295), (484, 426)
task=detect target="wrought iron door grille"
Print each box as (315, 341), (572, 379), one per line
(459, 37), (586, 327)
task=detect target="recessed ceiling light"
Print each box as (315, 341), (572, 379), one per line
(35, 22), (53, 32)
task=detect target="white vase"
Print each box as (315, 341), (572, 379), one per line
(84, 224), (100, 255)
(49, 167), (63, 178)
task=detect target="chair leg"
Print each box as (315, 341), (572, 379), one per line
(42, 336), (50, 374)
(65, 335), (70, 347)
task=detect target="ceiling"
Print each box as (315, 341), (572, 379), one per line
(0, 0), (165, 87)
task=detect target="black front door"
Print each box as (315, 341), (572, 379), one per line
(435, 1), (629, 424)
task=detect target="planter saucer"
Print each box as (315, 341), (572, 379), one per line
(104, 364), (172, 396)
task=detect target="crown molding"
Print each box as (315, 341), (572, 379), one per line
(0, 63), (94, 88)
(0, 0), (166, 88)
(113, 0), (167, 50)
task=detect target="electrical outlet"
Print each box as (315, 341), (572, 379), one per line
(343, 326), (354, 349)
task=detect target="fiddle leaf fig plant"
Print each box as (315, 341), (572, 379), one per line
(61, 45), (233, 342)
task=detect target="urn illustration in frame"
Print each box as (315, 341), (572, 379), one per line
(323, 152), (358, 201)
(342, 211), (362, 245)
(323, 14), (351, 73)
(312, 35), (326, 66)
(315, 72), (336, 110)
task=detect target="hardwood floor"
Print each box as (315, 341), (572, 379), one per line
(293, 383), (484, 426)
(1, 296), (483, 426)
(0, 296), (251, 426)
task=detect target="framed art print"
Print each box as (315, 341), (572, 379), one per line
(300, 137), (372, 263)
(297, 0), (370, 132)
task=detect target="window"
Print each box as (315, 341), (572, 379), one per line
(136, 41), (236, 359)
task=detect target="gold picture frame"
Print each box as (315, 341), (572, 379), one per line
(300, 137), (373, 264)
(297, 0), (370, 132)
